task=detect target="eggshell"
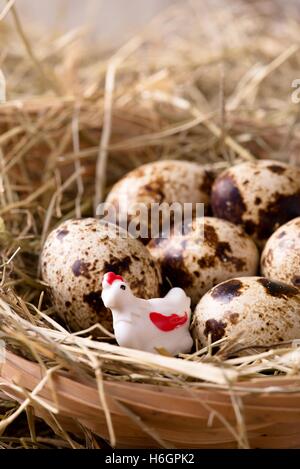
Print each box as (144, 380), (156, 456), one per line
(261, 217), (300, 288)
(148, 217), (259, 306)
(194, 277), (300, 349)
(106, 160), (215, 241)
(211, 159), (300, 246)
(41, 218), (162, 332)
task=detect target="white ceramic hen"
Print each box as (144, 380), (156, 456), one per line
(102, 272), (193, 355)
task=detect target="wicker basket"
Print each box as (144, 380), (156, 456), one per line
(1, 351), (300, 448)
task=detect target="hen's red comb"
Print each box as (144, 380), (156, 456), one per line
(105, 272), (124, 285)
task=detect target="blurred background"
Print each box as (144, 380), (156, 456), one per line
(2, 0), (176, 46)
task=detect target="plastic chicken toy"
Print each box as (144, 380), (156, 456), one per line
(102, 272), (193, 355)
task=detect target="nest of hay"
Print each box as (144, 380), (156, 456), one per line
(1, 0), (300, 449)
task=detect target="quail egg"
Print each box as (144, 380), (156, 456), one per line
(261, 217), (300, 288)
(211, 159), (300, 246)
(41, 218), (162, 332)
(148, 217), (259, 306)
(105, 160), (215, 242)
(194, 276), (300, 349)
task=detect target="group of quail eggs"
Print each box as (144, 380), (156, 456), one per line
(41, 158), (300, 353)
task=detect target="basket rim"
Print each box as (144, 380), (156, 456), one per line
(3, 349), (300, 396)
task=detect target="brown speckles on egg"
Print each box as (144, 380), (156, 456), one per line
(83, 290), (104, 314)
(41, 218), (161, 332)
(160, 247), (193, 290)
(211, 279), (245, 303)
(204, 319), (227, 342)
(149, 217), (258, 306)
(254, 197), (262, 206)
(103, 255), (132, 275)
(261, 247), (273, 269)
(199, 170), (215, 196)
(277, 230), (286, 239)
(57, 229), (69, 240)
(212, 160), (300, 246)
(257, 278), (298, 299)
(203, 223), (218, 246)
(267, 165), (286, 175)
(257, 192), (300, 241)
(211, 173), (246, 225)
(229, 312), (239, 325)
(194, 276), (300, 352)
(261, 218), (300, 287)
(72, 259), (91, 279)
(292, 276), (300, 287)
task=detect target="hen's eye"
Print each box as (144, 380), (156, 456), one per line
(120, 285), (126, 290)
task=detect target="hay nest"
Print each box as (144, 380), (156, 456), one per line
(1, 0), (300, 449)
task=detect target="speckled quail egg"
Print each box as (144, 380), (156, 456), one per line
(41, 218), (162, 332)
(261, 217), (300, 288)
(211, 159), (300, 246)
(194, 276), (300, 349)
(106, 160), (215, 241)
(148, 217), (259, 306)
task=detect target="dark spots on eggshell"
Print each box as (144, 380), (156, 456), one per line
(211, 174), (246, 225)
(65, 301), (71, 308)
(277, 230), (286, 239)
(204, 319), (227, 342)
(204, 223), (218, 246)
(143, 179), (165, 202)
(229, 313), (239, 325)
(160, 247), (193, 290)
(236, 192), (300, 242)
(243, 219), (256, 236)
(83, 290), (104, 314)
(261, 248), (273, 268)
(211, 279), (245, 303)
(267, 165), (286, 175)
(202, 223), (246, 271)
(57, 229), (69, 240)
(215, 241), (246, 270)
(72, 259), (91, 279)
(254, 196), (262, 206)
(103, 255), (132, 275)
(198, 256), (215, 268)
(258, 278), (299, 299)
(199, 170), (215, 196)
(254, 192), (300, 240)
(292, 276), (300, 287)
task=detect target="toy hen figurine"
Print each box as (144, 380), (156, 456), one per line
(102, 272), (193, 355)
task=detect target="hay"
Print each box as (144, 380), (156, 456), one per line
(1, 0), (300, 448)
